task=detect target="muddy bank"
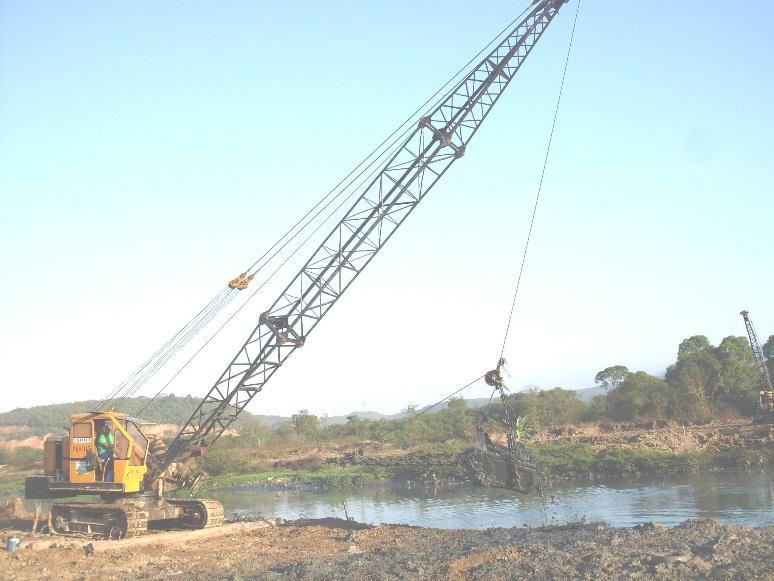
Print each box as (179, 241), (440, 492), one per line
(1, 517), (771, 579)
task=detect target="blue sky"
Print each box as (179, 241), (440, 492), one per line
(1, 1), (772, 416)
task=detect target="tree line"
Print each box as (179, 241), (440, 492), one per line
(224, 332), (771, 455)
(593, 333), (772, 422)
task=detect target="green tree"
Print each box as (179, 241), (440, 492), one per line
(677, 335), (712, 360)
(238, 420), (276, 447)
(608, 371), (672, 422)
(666, 358), (713, 420)
(439, 397), (474, 439)
(713, 336), (758, 406)
(395, 414), (438, 447)
(509, 388), (587, 428)
(290, 409), (320, 440)
(343, 414), (372, 439)
(666, 335), (762, 417)
(666, 335), (721, 417)
(763, 335), (774, 382)
(585, 394), (609, 421)
(713, 335), (759, 413)
(594, 365), (630, 392)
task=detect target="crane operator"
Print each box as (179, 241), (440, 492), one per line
(97, 423), (114, 481)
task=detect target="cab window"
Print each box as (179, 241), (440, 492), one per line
(126, 422), (148, 465)
(72, 422), (93, 444)
(113, 426), (130, 460)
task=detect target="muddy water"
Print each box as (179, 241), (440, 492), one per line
(210, 471), (773, 529)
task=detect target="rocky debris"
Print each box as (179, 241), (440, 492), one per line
(228, 514), (285, 526)
(0, 518), (769, 580)
(288, 517), (374, 531)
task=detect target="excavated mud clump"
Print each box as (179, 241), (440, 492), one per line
(461, 443), (539, 493)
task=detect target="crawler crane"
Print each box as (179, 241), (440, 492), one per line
(741, 310), (774, 416)
(25, 0), (570, 537)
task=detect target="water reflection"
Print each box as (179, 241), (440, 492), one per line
(211, 471), (773, 529)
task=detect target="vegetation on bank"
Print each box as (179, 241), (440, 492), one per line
(0, 447), (39, 471)
(192, 330), (772, 488)
(1, 437), (770, 497)
(198, 465), (387, 492)
(0, 475), (25, 494)
(194, 441), (772, 492)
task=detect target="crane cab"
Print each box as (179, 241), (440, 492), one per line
(26, 412), (151, 499)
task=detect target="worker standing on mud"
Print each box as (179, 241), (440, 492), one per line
(97, 424), (114, 482)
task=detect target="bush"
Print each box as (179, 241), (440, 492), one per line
(200, 446), (252, 476)
(0, 447), (40, 470)
(608, 372), (673, 422)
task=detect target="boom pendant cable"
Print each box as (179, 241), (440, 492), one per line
(498, 0), (581, 361)
(129, 6), (538, 417)
(107, 3), (575, 415)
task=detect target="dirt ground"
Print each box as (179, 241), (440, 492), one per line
(1, 517), (771, 580)
(538, 418), (771, 453)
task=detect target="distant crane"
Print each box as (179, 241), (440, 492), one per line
(740, 310), (773, 415)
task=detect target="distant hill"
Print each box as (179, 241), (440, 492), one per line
(0, 394), (285, 437)
(319, 387), (604, 425)
(572, 385), (607, 402)
(1, 387), (604, 437)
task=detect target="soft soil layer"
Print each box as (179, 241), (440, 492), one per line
(1, 518), (771, 580)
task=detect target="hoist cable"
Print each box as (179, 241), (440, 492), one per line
(135, 165), (379, 417)
(98, 287), (234, 409)
(354, 374), (486, 447)
(400, 375), (486, 424)
(112, 290), (238, 408)
(498, 0), (580, 360)
(130, 3), (537, 416)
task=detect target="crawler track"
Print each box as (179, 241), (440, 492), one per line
(168, 498), (225, 529)
(50, 499), (225, 538)
(51, 503), (148, 538)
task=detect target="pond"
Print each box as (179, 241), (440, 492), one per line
(208, 470), (773, 529)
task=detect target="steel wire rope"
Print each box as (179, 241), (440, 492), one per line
(497, 0), (581, 361)
(399, 375), (486, 423)
(111, 290), (239, 409)
(107, 16), (524, 412)
(241, 4), (533, 279)
(133, 137), (411, 417)
(134, 183), (372, 417)
(98, 287), (234, 409)
(107, 289), (236, 403)
(133, 3), (537, 418)
(347, 374), (487, 447)
(223, 2), (538, 311)
(107, 100), (424, 410)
